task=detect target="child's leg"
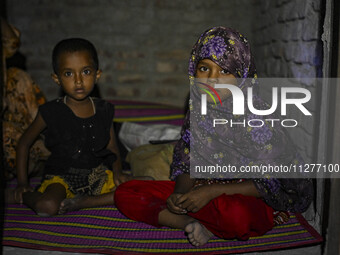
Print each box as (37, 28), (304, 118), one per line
(116, 181), (274, 246)
(58, 191), (114, 214)
(23, 183), (66, 216)
(115, 180), (174, 226)
(116, 180), (213, 246)
(158, 208), (213, 246)
(188, 193), (274, 241)
(159, 193), (274, 246)
(58, 176), (154, 214)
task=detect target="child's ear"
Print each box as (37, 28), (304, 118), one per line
(95, 70), (102, 82)
(51, 73), (60, 85)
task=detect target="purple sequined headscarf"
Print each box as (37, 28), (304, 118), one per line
(189, 27), (256, 80)
(189, 27), (259, 114)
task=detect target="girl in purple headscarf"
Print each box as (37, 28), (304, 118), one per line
(115, 27), (313, 246)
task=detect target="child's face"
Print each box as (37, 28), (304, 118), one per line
(52, 50), (101, 101)
(195, 59), (237, 101)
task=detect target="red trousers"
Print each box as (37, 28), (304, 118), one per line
(115, 180), (274, 240)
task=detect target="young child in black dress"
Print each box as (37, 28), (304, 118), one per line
(9, 38), (140, 216)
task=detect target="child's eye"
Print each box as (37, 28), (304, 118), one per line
(64, 71), (72, 77)
(199, 66), (209, 72)
(83, 69), (91, 75)
(220, 69), (230, 74)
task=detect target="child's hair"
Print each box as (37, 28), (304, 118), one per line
(52, 38), (99, 74)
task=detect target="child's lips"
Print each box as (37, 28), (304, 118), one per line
(75, 88), (85, 93)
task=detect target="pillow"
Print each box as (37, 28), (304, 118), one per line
(126, 143), (175, 180)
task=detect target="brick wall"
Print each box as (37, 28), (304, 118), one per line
(251, 0), (322, 77)
(7, 0), (253, 108)
(7, 0), (323, 162)
(251, 0), (323, 163)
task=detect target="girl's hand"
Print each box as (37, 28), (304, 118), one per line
(176, 185), (215, 213)
(14, 185), (33, 204)
(114, 171), (131, 186)
(167, 193), (187, 214)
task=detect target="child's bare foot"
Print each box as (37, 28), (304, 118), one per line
(184, 221), (213, 246)
(58, 194), (88, 214)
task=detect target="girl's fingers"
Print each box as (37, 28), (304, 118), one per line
(186, 204), (196, 212)
(168, 201), (180, 212)
(172, 207), (186, 214)
(168, 199), (186, 214)
(179, 198), (194, 210)
(191, 207), (199, 213)
(175, 194), (188, 205)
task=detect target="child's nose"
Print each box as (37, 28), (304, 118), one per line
(209, 68), (219, 79)
(208, 72), (218, 84)
(74, 74), (83, 85)
(207, 78), (217, 87)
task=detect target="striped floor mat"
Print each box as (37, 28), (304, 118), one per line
(3, 203), (322, 254)
(110, 99), (185, 125)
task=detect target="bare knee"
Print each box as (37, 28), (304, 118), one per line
(35, 198), (60, 216)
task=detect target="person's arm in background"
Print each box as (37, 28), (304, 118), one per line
(15, 112), (46, 203)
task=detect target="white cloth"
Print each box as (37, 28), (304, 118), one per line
(118, 122), (181, 151)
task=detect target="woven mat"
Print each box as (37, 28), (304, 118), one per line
(3, 179), (323, 254)
(2, 206), (323, 254)
(110, 100), (185, 125)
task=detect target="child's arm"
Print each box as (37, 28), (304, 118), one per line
(173, 173), (195, 194)
(167, 173), (195, 214)
(106, 124), (129, 186)
(15, 112), (46, 203)
(176, 180), (260, 213)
